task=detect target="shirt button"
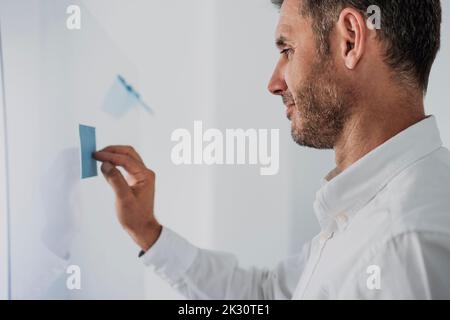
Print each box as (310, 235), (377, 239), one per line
(336, 213), (348, 225)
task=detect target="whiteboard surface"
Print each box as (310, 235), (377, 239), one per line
(0, 0), (146, 299)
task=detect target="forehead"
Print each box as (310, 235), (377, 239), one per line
(276, 0), (305, 38)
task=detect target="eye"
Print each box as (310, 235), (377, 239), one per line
(281, 48), (293, 58)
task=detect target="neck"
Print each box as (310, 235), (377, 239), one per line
(334, 96), (426, 173)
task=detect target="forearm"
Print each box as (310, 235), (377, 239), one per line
(140, 227), (297, 300)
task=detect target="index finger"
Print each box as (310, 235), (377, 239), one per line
(99, 145), (144, 163)
(94, 151), (144, 175)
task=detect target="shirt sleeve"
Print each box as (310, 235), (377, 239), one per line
(347, 231), (450, 300)
(140, 226), (310, 300)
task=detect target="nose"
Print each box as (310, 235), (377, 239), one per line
(268, 60), (287, 96)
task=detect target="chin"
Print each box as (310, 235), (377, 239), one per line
(291, 115), (304, 132)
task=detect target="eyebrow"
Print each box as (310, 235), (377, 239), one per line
(275, 36), (289, 50)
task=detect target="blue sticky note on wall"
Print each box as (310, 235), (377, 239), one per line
(79, 125), (98, 179)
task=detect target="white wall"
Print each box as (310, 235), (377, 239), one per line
(427, 0), (450, 145)
(209, 0), (324, 268)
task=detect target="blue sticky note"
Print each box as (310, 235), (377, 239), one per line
(79, 125), (98, 179)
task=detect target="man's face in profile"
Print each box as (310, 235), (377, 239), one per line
(268, 0), (354, 150)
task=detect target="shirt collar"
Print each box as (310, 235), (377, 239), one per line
(314, 116), (443, 232)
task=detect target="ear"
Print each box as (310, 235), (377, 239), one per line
(336, 8), (366, 70)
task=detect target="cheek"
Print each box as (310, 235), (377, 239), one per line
(284, 64), (298, 93)
(285, 52), (311, 92)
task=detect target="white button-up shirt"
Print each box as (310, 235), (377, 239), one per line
(141, 116), (450, 299)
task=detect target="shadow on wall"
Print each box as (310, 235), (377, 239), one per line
(23, 147), (82, 298)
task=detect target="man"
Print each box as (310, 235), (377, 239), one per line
(94, 0), (450, 299)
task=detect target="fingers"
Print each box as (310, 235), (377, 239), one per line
(98, 145), (143, 163)
(94, 151), (144, 175)
(100, 162), (133, 200)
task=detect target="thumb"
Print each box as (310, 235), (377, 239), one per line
(101, 162), (133, 200)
